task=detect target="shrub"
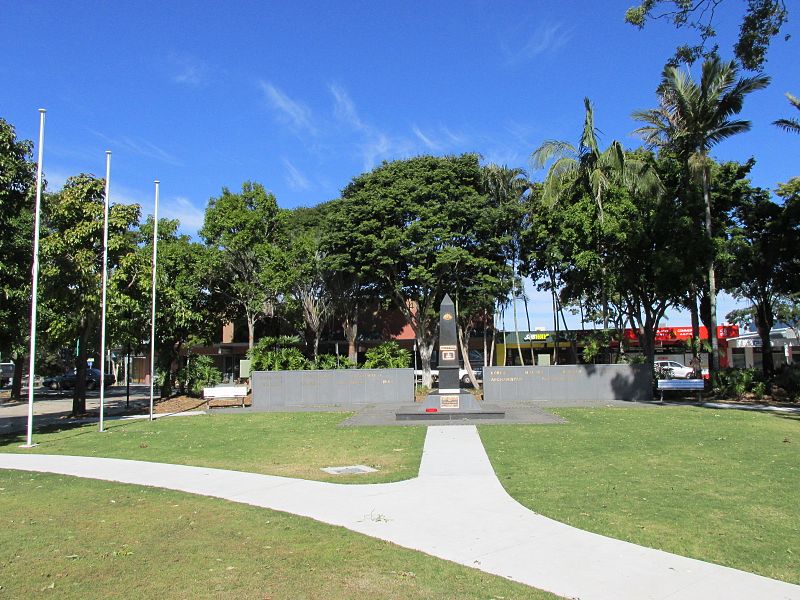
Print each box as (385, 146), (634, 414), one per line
(180, 355), (222, 397)
(251, 347), (309, 371)
(712, 368), (765, 400)
(773, 364), (800, 400)
(311, 354), (355, 370)
(363, 342), (410, 369)
(249, 337), (308, 371)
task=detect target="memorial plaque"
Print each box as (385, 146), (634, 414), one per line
(440, 395), (460, 408)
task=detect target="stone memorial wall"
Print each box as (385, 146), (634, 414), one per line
(483, 364), (652, 403)
(250, 368), (414, 411)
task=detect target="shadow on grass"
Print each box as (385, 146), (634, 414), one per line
(0, 415), (149, 448)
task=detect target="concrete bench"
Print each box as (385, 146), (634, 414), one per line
(203, 385), (249, 408)
(656, 378), (704, 402)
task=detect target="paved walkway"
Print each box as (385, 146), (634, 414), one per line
(1, 426), (798, 600)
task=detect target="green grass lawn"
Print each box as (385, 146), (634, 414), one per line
(0, 470), (557, 599)
(479, 407), (800, 584)
(3, 406), (799, 588)
(0, 412), (426, 483)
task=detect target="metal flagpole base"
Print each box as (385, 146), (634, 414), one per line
(18, 443), (38, 448)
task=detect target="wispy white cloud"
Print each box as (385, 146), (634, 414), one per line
(501, 22), (573, 66)
(89, 130), (182, 166)
(328, 82), (413, 169)
(440, 126), (469, 146)
(330, 83), (365, 130)
(259, 81), (316, 134)
(168, 54), (209, 86)
(282, 158), (311, 191)
(412, 125), (442, 152)
(159, 195), (206, 235)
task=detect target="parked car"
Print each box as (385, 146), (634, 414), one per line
(414, 366), (483, 386)
(0, 362), (13, 387)
(654, 360), (695, 379)
(44, 368), (115, 390)
(460, 366), (483, 386)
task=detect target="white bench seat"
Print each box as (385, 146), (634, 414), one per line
(203, 385), (249, 407)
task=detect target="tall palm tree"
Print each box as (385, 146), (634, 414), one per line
(774, 92), (800, 134)
(633, 57), (769, 371)
(482, 164), (529, 365)
(532, 98), (661, 328)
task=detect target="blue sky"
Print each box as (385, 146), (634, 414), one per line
(2, 0), (798, 329)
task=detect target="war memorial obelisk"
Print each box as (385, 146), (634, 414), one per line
(396, 294), (504, 420)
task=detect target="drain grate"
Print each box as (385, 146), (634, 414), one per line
(321, 465), (378, 475)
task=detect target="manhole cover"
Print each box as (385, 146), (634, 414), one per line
(321, 465), (378, 475)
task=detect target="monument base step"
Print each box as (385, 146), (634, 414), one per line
(396, 392), (505, 420)
(395, 405), (506, 420)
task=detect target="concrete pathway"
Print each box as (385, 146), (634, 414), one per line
(1, 426), (798, 600)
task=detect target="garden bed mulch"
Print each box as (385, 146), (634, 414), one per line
(153, 394), (252, 414)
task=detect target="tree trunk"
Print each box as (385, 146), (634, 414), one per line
(702, 166), (720, 374)
(755, 298), (775, 378)
(11, 352), (24, 400)
(343, 303), (358, 363)
(522, 288), (536, 365)
(247, 315), (256, 352)
(489, 308), (497, 367)
(417, 336), (435, 389)
(457, 322), (480, 389)
(690, 287), (700, 360)
(551, 286), (559, 365)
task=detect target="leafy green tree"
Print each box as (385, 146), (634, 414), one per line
(336, 154), (505, 387)
(283, 206), (332, 360)
(533, 98), (661, 330)
(0, 118), (36, 399)
(723, 185), (799, 376)
(625, 0), (789, 71)
(323, 198), (379, 363)
(200, 182), (283, 351)
(150, 219), (216, 398)
(40, 174), (140, 414)
(633, 57), (769, 372)
(774, 92), (800, 133)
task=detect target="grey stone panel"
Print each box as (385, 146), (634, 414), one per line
(251, 369), (414, 411)
(483, 364), (652, 403)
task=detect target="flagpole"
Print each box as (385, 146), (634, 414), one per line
(99, 151), (111, 432)
(149, 180), (159, 420)
(21, 108), (46, 449)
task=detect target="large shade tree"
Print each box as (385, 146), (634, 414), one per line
(723, 178), (800, 376)
(200, 182), (283, 351)
(334, 154), (509, 387)
(117, 217), (216, 399)
(40, 174), (140, 415)
(633, 57), (769, 372)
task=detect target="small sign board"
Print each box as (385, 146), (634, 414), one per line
(239, 359), (252, 379)
(440, 395), (460, 409)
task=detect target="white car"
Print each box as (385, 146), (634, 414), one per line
(655, 360), (695, 379)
